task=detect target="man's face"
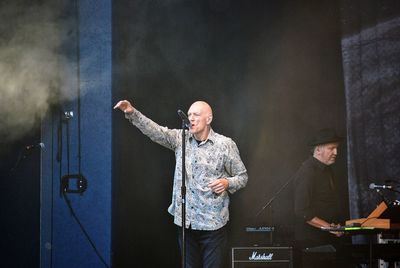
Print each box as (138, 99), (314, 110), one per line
(187, 101), (212, 139)
(315, 142), (339, 165)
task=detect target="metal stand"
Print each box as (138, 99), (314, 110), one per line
(180, 120), (189, 268)
(254, 175), (295, 244)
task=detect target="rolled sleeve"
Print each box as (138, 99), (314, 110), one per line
(225, 140), (248, 194)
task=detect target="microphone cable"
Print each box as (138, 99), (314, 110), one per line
(62, 191), (110, 268)
(56, 1), (110, 267)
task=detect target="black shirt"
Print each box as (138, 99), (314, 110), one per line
(293, 156), (341, 243)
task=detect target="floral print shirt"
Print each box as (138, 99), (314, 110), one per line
(126, 109), (248, 230)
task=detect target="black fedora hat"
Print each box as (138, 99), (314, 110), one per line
(308, 128), (344, 146)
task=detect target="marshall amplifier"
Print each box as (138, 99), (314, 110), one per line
(232, 246), (293, 268)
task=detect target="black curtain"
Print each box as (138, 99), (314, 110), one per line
(341, 0), (400, 230)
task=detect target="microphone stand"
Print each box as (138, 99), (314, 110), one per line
(7, 146), (39, 179)
(387, 188), (400, 195)
(373, 189), (390, 204)
(254, 175), (295, 245)
(7, 149), (26, 179)
(180, 120), (189, 268)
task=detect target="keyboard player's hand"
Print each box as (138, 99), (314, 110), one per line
(329, 223), (344, 237)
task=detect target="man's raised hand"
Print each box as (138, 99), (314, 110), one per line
(114, 100), (135, 114)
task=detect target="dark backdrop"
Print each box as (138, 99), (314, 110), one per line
(112, 1), (347, 267)
(0, 131), (41, 267)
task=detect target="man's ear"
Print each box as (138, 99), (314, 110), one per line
(312, 145), (319, 156)
(314, 145), (323, 155)
(207, 116), (213, 124)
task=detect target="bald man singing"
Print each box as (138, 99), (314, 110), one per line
(114, 100), (248, 268)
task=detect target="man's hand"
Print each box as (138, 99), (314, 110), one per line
(307, 217), (344, 237)
(208, 178), (229, 194)
(329, 223), (344, 237)
(114, 100), (135, 114)
(330, 231), (344, 237)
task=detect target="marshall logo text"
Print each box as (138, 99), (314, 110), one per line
(249, 251), (274, 261)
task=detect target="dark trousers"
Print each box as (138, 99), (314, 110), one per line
(177, 225), (227, 268)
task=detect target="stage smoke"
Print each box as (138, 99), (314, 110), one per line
(0, 1), (76, 143)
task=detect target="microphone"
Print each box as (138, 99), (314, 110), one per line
(25, 142), (45, 150)
(177, 110), (191, 129)
(369, 183), (392, 189)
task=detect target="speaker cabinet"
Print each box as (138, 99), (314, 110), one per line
(231, 246), (293, 268)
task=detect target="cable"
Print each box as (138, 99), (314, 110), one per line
(66, 118), (70, 174)
(76, 0), (82, 176)
(62, 191), (110, 268)
(59, 104), (108, 267)
(51, 111), (56, 267)
(58, 1), (109, 267)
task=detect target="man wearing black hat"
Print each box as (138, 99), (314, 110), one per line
(293, 128), (345, 268)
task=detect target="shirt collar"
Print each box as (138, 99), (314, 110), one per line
(311, 156), (329, 170)
(189, 128), (216, 145)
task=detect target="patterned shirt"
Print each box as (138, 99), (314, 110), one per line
(126, 109), (248, 230)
